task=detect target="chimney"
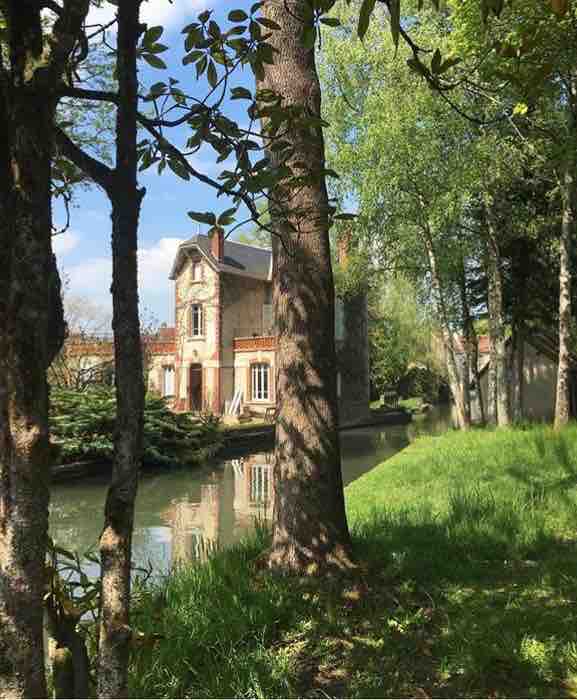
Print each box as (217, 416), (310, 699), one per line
(209, 226), (224, 262)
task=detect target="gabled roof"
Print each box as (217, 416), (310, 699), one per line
(169, 234), (272, 281)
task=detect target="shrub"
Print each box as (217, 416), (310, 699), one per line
(50, 387), (222, 467)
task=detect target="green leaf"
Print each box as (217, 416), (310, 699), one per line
(142, 53), (167, 69)
(143, 25), (163, 46)
(431, 48), (442, 74)
(320, 16), (341, 26)
(228, 9), (248, 21)
(358, 0), (376, 39)
(168, 158), (190, 180)
(188, 211), (217, 225)
(231, 86), (253, 100)
(196, 55), (208, 78)
(149, 43), (169, 54)
(198, 9), (211, 23)
(257, 17), (281, 29)
(218, 207), (238, 225)
(207, 60), (218, 88)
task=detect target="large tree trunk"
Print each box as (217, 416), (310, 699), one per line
(459, 265), (473, 425)
(422, 228), (470, 430)
(0, 3), (84, 693)
(484, 201), (511, 427)
(97, 1), (145, 696)
(510, 324), (525, 421)
(258, 0), (354, 574)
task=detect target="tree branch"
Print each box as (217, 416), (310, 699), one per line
(54, 127), (116, 195)
(57, 85), (120, 104)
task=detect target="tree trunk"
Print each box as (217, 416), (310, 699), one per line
(510, 325), (525, 421)
(97, 1), (145, 696)
(554, 157), (575, 429)
(484, 201), (511, 427)
(459, 265), (473, 425)
(258, 0), (354, 574)
(422, 229), (470, 430)
(0, 3), (82, 692)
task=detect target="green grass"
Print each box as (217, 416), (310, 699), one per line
(130, 424), (577, 698)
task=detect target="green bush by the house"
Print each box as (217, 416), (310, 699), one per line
(50, 388), (222, 467)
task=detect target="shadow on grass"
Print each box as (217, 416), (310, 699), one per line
(130, 496), (577, 698)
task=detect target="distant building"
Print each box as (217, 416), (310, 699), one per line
(452, 334), (566, 422)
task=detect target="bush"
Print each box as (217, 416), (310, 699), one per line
(50, 387), (223, 467)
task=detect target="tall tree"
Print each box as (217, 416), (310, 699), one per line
(258, 0), (354, 573)
(0, 3), (89, 696)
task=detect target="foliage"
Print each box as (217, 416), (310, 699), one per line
(50, 388), (222, 467)
(368, 275), (441, 393)
(130, 424), (577, 698)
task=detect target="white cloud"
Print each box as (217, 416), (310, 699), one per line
(60, 236), (184, 322)
(87, 0), (213, 32)
(53, 230), (80, 257)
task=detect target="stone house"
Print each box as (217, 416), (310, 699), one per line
(145, 227), (370, 425)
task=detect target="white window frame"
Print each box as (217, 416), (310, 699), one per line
(162, 365), (175, 397)
(190, 303), (204, 337)
(251, 363), (270, 402)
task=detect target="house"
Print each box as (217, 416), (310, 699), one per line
(452, 334), (570, 423)
(144, 227), (370, 425)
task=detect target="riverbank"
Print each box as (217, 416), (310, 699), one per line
(52, 406), (412, 479)
(130, 424), (577, 698)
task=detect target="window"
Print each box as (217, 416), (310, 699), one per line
(251, 363), (270, 401)
(162, 366), (175, 397)
(190, 304), (203, 337)
(192, 261), (202, 282)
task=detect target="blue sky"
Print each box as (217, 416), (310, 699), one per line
(54, 0), (259, 327)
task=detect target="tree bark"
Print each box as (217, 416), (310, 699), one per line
(484, 201), (511, 427)
(422, 228), (470, 430)
(258, 0), (354, 574)
(97, 1), (145, 696)
(510, 325), (525, 421)
(459, 265), (473, 425)
(554, 72), (577, 429)
(0, 3), (86, 695)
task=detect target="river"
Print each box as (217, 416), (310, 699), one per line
(49, 407), (451, 575)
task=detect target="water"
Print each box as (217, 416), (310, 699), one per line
(49, 407), (451, 575)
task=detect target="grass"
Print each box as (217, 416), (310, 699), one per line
(130, 424), (577, 698)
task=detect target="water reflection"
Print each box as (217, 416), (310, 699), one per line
(49, 407), (452, 573)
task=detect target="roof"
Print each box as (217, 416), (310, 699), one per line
(169, 234), (272, 281)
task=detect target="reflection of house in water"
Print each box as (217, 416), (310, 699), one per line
(161, 484), (220, 565)
(232, 453), (274, 528)
(158, 454), (275, 567)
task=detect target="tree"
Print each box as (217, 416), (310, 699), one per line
(256, 0), (354, 573)
(0, 3), (89, 696)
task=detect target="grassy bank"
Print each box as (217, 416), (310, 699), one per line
(130, 425), (577, 698)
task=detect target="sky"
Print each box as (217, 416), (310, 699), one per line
(53, 0), (259, 328)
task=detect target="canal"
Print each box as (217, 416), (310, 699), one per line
(49, 408), (451, 575)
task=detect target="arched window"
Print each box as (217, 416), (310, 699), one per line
(190, 304), (204, 337)
(251, 363), (270, 401)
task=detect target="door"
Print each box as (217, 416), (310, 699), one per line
(189, 364), (203, 411)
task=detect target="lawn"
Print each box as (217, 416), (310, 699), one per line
(130, 424), (577, 698)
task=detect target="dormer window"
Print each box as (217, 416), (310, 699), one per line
(190, 304), (204, 337)
(192, 261), (202, 282)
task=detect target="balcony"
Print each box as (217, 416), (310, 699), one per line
(233, 334), (277, 352)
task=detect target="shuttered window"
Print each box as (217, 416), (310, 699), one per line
(251, 363), (269, 401)
(190, 304), (203, 337)
(162, 366), (175, 397)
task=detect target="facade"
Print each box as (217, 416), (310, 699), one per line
(452, 334), (561, 423)
(145, 228), (370, 425)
